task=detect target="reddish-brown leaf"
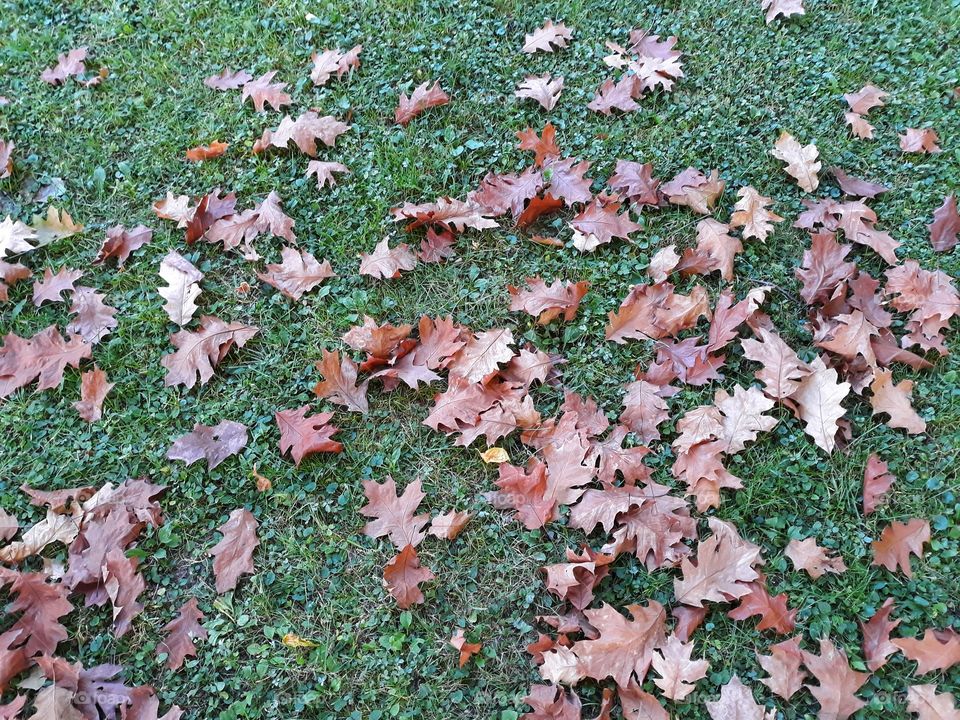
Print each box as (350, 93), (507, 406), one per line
(204, 68), (251, 90)
(74, 366), (113, 422)
(275, 405), (343, 466)
(0, 325), (91, 398)
(899, 128), (941, 153)
(359, 238), (418, 279)
(517, 123), (560, 166)
(894, 629), (960, 674)
(67, 286), (118, 344)
(449, 628), (482, 667)
(508, 277), (589, 324)
(863, 453), (895, 515)
(394, 81), (449, 125)
(871, 518), (930, 578)
(240, 71), (291, 112)
(383, 544), (434, 608)
(929, 195), (960, 252)
(167, 420), (248, 471)
(161, 316), (259, 389)
(185, 140), (228, 162)
(158, 598), (207, 670)
(522, 20), (573, 53)
(861, 597), (900, 671)
(209, 508), (259, 593)
(801, 638), (870, 720)
(93, 224), (152, 266)
(757, 636), (806, 700)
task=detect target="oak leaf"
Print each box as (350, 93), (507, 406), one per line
(762, 0), (805, 23)
(790, 356), (850, 454)
(929, 195), (960, 252)
(899, 128), (941, 153)
(391, 197), (498, 232)
(894, 630), (960, 674)
(359, 238), (417, 279)
(161, 316), (259, 389)
(158, 251), (203, 326)
(93, 224), (152, 266)
(869, 369), (926, 434)
(758, 636), (806, 700)
(678, 218), (742, 281)
(674, 518), (762, 606)
(516, 74), (564, 110)
(845, 111), (875, 139)
(570, 197), (640, 250)
(795, 231), (856, 304)
(0, 215), (37, 256)
(0, 138), (12, 179)
(74, 366), (113, 422)
(587, 76), (640, 115)
(523, 20), (573, 53)
(728, 576), (797, 634)
(508, 278), (589, 324)
(167, 420), (248, 471)
(32, 266), (82, 305)
(67, 286), (118, 344)
(906, 685), (960, 720)
(844, 85), (888, 115)
(449, 629), (482, 667)
(619, 681), (668, 720)
(860, 598), (900, 671)
(383, 544), (434, 608)
(620, 380), (670, 443)
(608, 160), (661, 207)
(204, 68), (251, 90)
(306, 160), (350, 189)
(661, 167), (725, 214)
(830, 167), (889, 198)
(651, 634), (709, 701)
(41, 47), (88, 84)
(570, 601), (666, 687)
(0, 260), (30, 302)
(771, 132), (820, 192)
(275, 405), (343, 465)
(313, 349), (369, 414)
(0, 325), (91, 399)
(253, 112), (349, 156)
(516, 123), (560, 166)
(258, 247), (334, 301)
(158, 598), (207, 670)
(863, 453), (895, 515)
(395, 81), (449, 125)
(309, 45), (362, 85)
(429, 510), (471, 540)
(647, 245), (680, 283)
(240, 71), (291, 112)
(153, 192), (196, 228)
(801, 638), (869, 720)
(102, 548), (145, 637)
(730, 186), (783, 241)
(784, 537), (847, 578)
(871, 518), (930, 577)
(706, 675), (773, 720)
(448, 328), (515, 382)
(209, 508), (259, 593)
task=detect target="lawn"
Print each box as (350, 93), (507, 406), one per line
(1, 0), (959, 718)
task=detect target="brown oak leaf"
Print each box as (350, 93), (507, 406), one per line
(167, 420), (248, 471)
(359, 238), (417, 279)
(209, 508), (259, 593)
(158, 597), (207, 671)
(161, 316), (259, 389)
(240, 71), (291, 112)
(74, 366), (113, 422)
(383, 544), (434, 608)
(258, 247), (334, 301)
(275, 405), (343, 465)
(871, 518), (930, 578)
(93, 224), (152, 266)
(394, 81), (449, 125)
(801, 638), (869, 720)
(863, 453), (895, 515)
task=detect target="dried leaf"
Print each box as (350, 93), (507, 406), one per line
(208, 508), (259, 593)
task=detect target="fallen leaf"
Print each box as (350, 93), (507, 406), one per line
(361, 476), (429, 550)
(158, 251), (203, 326)
(395, 81), (449, 125)
(785, 538), (847, 578)
(790, 356), (850, 454)
(757, 636), (806, 700)
(801, 638), (869, 720)
(516, 74), (564, 110)
(258, 247), (334, 301)
(508, 277), (589, 324)
(860, 598), (900, 671)
(906, 685), (960, 720)
(204, 68), (251, 90)
(185, 141), (228, 162)
(281, 632), (319, 648)
(899, 128), (941, 153)
(929, 195), (960, 252)
(480, 447), (510, 464)
(306, 160), (350, 189)
(359, 238), (417, 279)
(93, 224), (152, 266)
(241, 71), (291, 112)
(209, 508), (259, 594)
(74, 366), (113, 423)
(894, 630), (960, 674)
(167, 420), (248, 471)
(275, 405), (343, 466)
(158, 598), (206, 670)
(67, 286), (117, 344)
(449, 628), (482, 667)
(706, 675), (772, 720)
(869, 369), (926, 434)
(730, 186), (783, 241)
(429, 510), (471, 540)
(523, 20), (573, 53)
(844, 85), (889, 115)
(863, 453), (895, 515)
(32, 267), (83, 306)
(771, 132), (820, 192)
(383, 545), (434, 608)
(650, 634), (709, 701)
(161, 316), (259, 389)
(761, 0), (805, 23)
(871, 518), (930, 578)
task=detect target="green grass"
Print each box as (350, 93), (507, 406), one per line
(1, 0), (959, 717)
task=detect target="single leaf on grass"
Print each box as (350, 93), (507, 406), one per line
(648, 245), (680, 282)
(383, 545), (434, 608)
(678, 218), (742, 281)
(515, 74), (564, 110)
(167, 420), (248, 471)
(41, 47), (88, 84)
(869, 369), (926, 434)
(158, 251), (203, 326)
(661, 167), (725, 214)
(587, 76), (640, 115)
(67, 286), (117, 344)
(790, 356), (850, 454)
(161, 316), (259, 389)
(801, 638), (870, 720)
(730, 186), (783, 241)
(391, 197), (498, 232)
(32, 267), (83, 305)
(418, 227), (456, 262)
(74, 366), (113, 423)
(906, 685), (960, 720)
(102, 548), (145, 637)
(204, 68), (251, 90)
(394, 81), (449, 125)
(508, 277), (589, 324)
(650, 634), (709, 701)
(209, 508), (259, 594)
(360, 476), (429, 549)
(0, 138), (12, 179)
(241, 71), (291, 112)
(153, 192), (195, 228)
(727, 575), (797, 634)
(31, 207), (84, 247)
(771, 132), (820, 192)
(899, 128), (941, 153)
(861, 598), (900, 671)
(313, 349), (369, 413)
(359, 238), (417, 279)
(93, 224), (152, 266)
(158, 598), (207, 670)
(275, 405), (343, 466)
(0, 507), (16, 541)
(795, 231), (856, 305)
(185, 141), (228, 162)
(516, 122), (560, 166)
(570, 197), (641, 250)
(706, 675), (772, 720)
(863, 453), (895, 515)
(258, 247), (334, 301)
(929, 195), (960, 252)
(785, 538), (846, 578)
(449, 629), (482, 667)
(522, 20), (573, 53)
(762, 0), (805, 23)
(306, 160), (350, 189)
(845, 112), (875, 139)
(894, 630), (960, 674)
(758, 636), (806, 700)
(871, 518), (930, 577)
(830, 167), (889, 198)
(844, 85), (888, 114)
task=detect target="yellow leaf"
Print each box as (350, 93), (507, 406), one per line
(31, 206), (84, 246)
(479, 447), (509, 464)
(282, 632), (318, 648)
